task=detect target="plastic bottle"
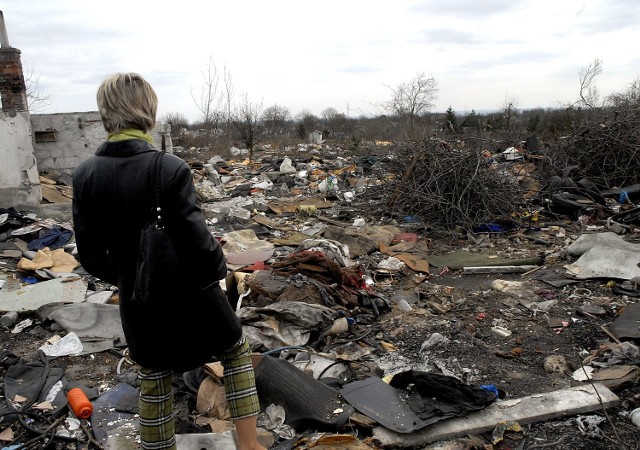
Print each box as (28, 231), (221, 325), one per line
(67, 388), (93, 419)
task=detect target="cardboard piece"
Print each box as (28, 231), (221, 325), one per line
(268, 197), (333, 214)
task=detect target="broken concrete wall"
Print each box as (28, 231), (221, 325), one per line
(30, 112), (104, 177)
(0, 14), (41, 207)
(31, 112), (173, 176)
(0, 110), (42, 207)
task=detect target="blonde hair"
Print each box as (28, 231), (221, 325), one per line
(96, 73), (158, 133)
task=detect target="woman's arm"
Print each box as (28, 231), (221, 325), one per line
(163, 159), (227, 285)
(72, 173), (118, 285)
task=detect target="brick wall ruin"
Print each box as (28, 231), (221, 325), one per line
(0, 47), (28, 112)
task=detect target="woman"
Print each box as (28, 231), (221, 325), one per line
(72, 73), (265, 450)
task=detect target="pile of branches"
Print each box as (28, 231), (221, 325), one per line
(540, 105), (640, 189)
(376, 140), (528, 229)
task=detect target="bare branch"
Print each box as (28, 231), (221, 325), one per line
(231, 93), (263, 160)
(385, 72), (438, 139)
(24, 64), (52, 112)
(223, 66), (234, 123)
(578, 58), (603, 109)
(262, 104), (290, 135)
(191, 54), (223, 129)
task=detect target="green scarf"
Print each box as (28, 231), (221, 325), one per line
(108, 128), (154, 144)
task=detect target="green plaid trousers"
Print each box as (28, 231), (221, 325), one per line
(138, 335), (260, 449)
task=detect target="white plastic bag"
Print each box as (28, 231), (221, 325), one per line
(280, 157), (296, 173)
(318, 175), (338, 193)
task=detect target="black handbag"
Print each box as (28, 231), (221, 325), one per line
(133, 151), (187, 302)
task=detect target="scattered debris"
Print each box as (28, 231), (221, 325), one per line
(2, 139), (640, 449)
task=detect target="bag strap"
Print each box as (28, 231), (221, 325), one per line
(149, 151), (165, 227)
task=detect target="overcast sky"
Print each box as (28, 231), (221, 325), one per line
(4, 0), (639, 123)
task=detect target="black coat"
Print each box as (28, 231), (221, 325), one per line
(72, 139), (241, 371)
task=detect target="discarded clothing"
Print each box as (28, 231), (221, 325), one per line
(3, 351), (67, 422)
(46, 303), (126, 353)
(271, 251), (362, 293)
(292, 239), (353, 267)
(389, 370), (497, 420)
(239, 301), (338, 351)
(27, 226), (73, 251)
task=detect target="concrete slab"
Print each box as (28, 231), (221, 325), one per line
(566, 247), (640, 281)
(175, 432), (236, 449)
(105, 431), (237, 450)
(0, 277), (87, 312)
(372, 383), (620, 448)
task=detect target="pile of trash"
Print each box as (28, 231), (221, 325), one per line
(2, 141), (640, 449)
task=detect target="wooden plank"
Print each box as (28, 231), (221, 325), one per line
(41, 184), (72, 204)
(373, 383), (620, 448)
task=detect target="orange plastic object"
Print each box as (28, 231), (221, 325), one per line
(67, 388), (93, 419)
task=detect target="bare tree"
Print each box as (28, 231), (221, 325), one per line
(609, 77), (640, 107)
(231, 93), (263, 160)
(320, 107), (349, 139)
(161, 112), (189, 132)
(578, 58), (602, 108)
(500, 94), (519, 131)
(24, 65), (52, 112)
(191, 54), (223, 135)
(385, 72), (438, 139)
(222, 66), (234, 125)
(321, 107), (340, 122)
(262, 104), (290, 135)
(295, 109), (319, 139)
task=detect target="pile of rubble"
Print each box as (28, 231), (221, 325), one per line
(2, 142), (640, 449)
